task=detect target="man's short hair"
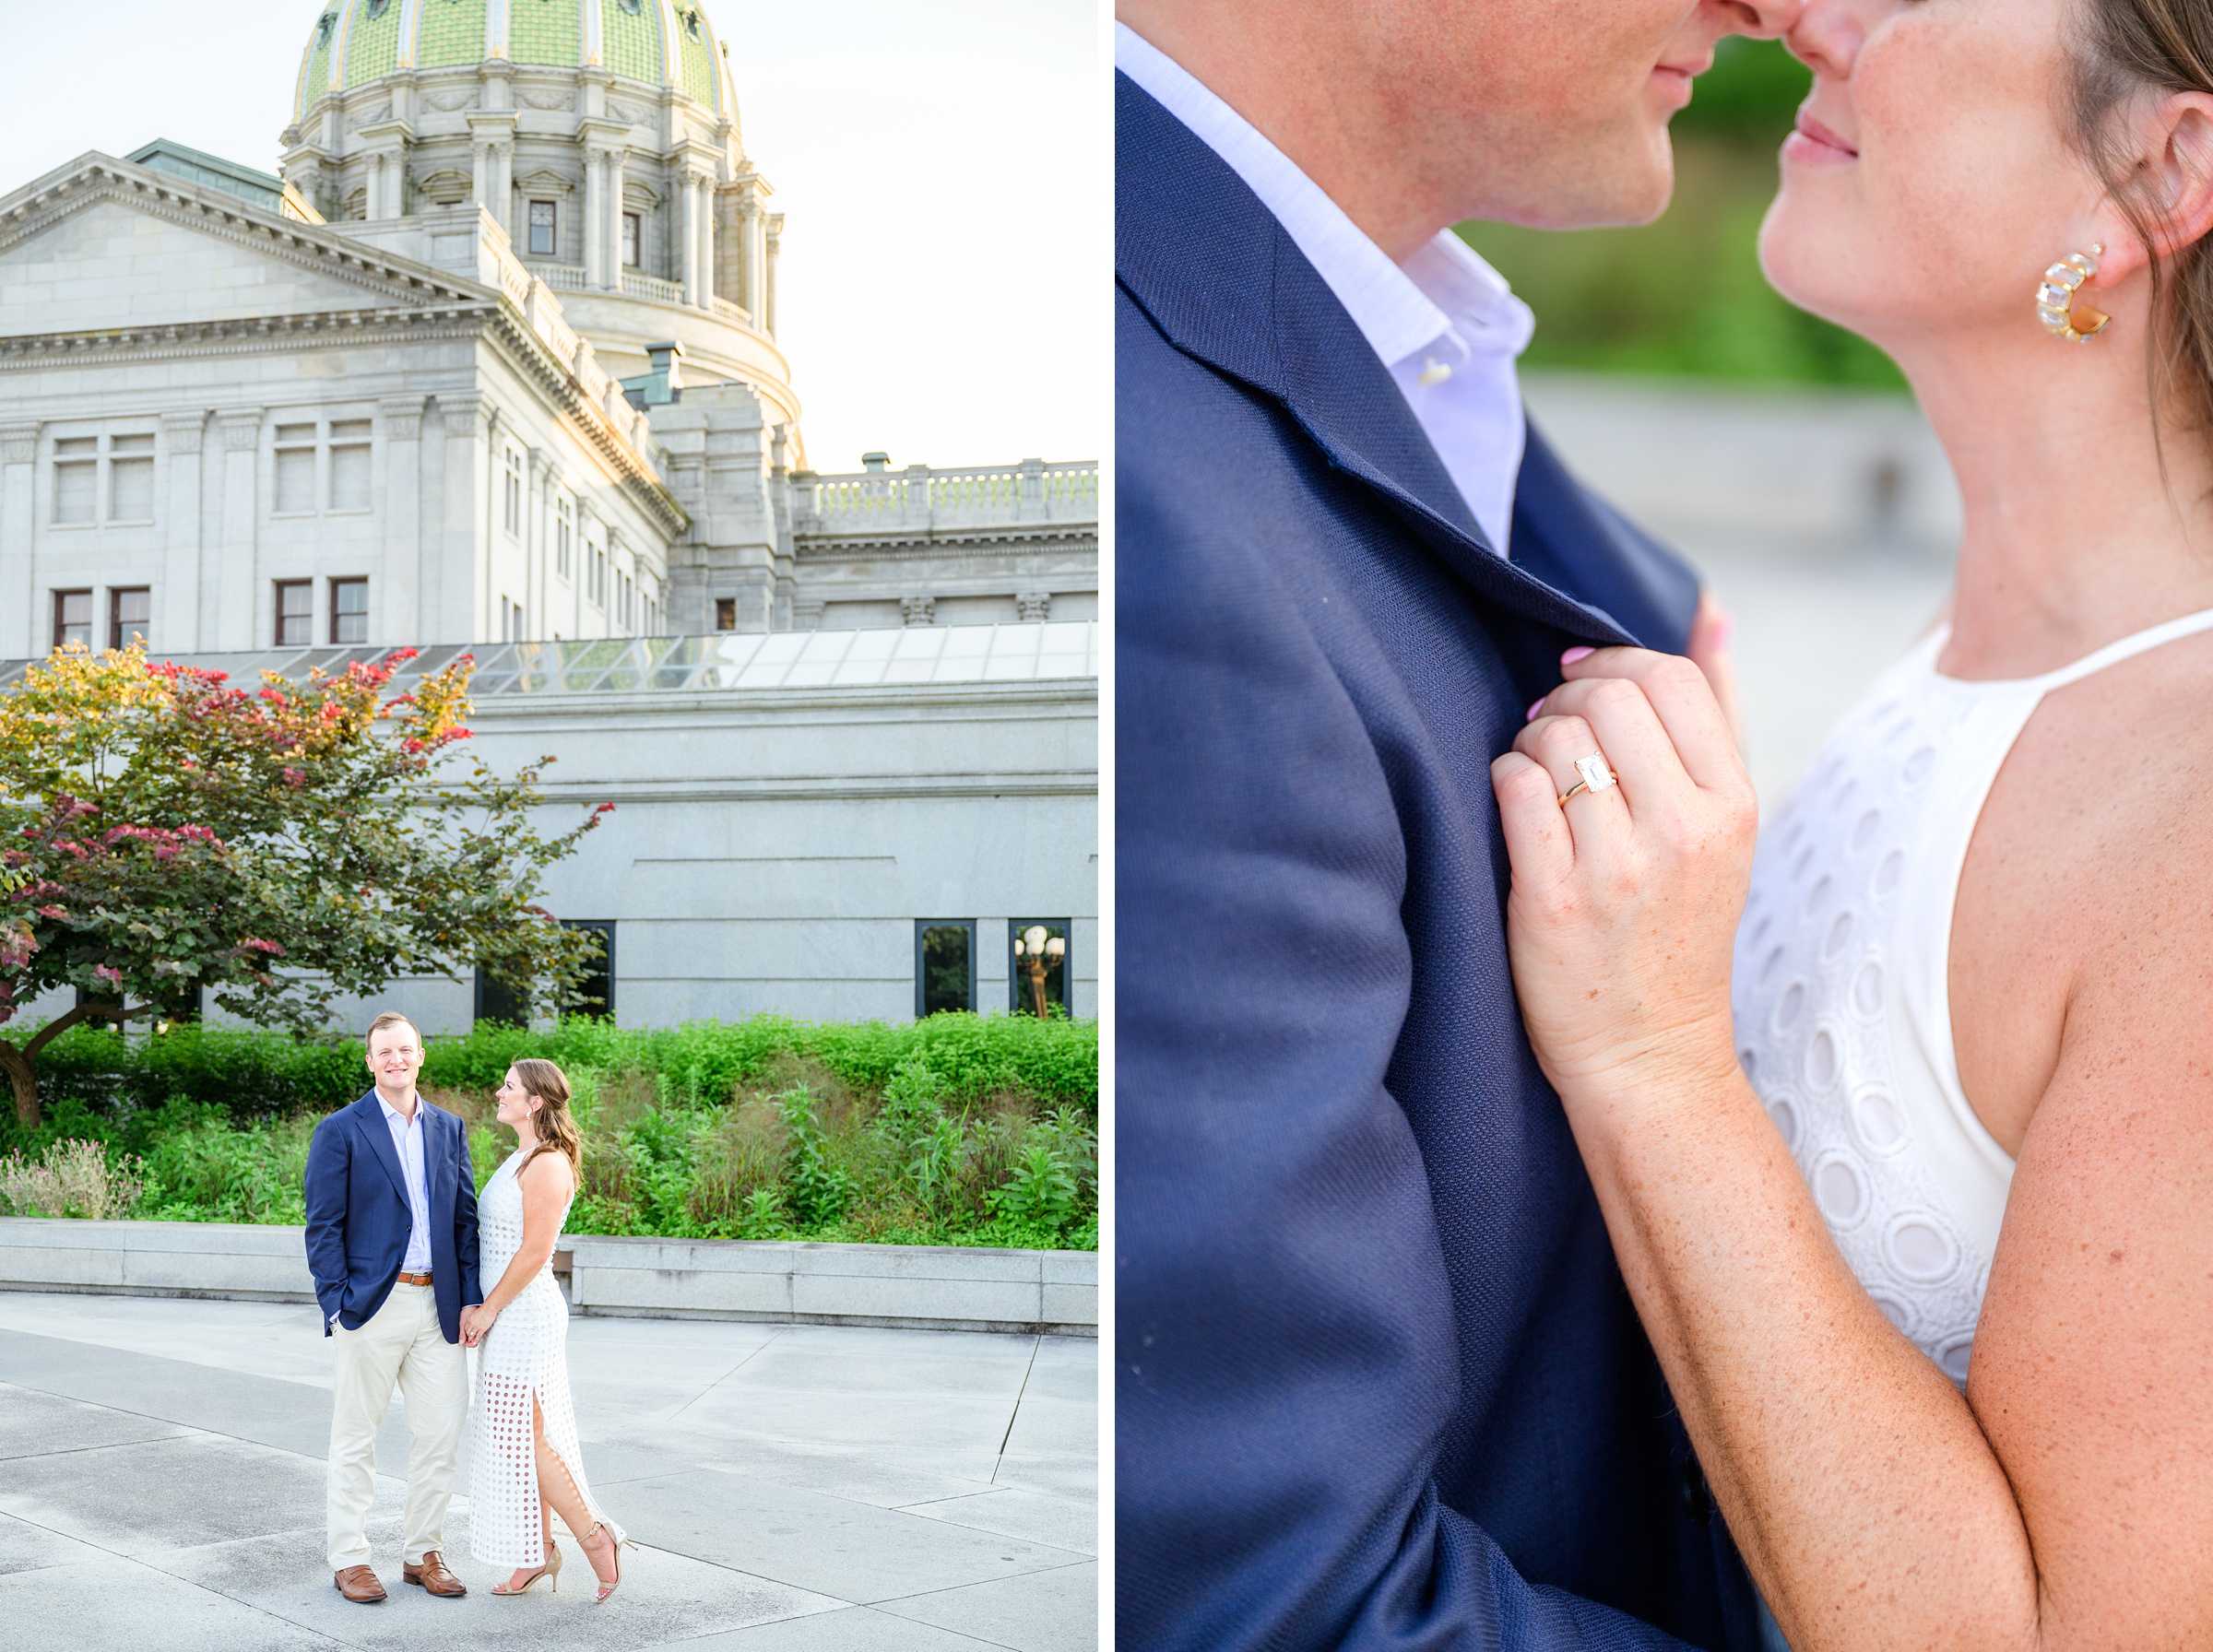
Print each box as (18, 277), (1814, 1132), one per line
(365, 1010), (420, 1049)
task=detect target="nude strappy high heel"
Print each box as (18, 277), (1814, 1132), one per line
(491, 1538), (562, 1596)
(583, 1520), (631, 1603)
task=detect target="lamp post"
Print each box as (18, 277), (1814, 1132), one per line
(1012, 925), (1066, 1019)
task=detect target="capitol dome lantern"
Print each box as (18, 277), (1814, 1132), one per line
(279, 0), (793, 426)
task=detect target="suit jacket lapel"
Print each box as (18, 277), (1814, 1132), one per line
(1115, 72), (1639, 652)
(352, 1092), (410, 1213)
(1509, 421), (1701, 653)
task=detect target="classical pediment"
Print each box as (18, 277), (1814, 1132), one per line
(0, 153), (485, 340)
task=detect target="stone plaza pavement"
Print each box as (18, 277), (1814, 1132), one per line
(0, 1291), (1096, 1652)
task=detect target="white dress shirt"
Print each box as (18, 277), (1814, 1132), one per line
(1116, 23), (1536, 554)
(379, 1093), (433, 1274)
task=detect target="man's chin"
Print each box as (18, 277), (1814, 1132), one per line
(1499, 134), (1674, 232)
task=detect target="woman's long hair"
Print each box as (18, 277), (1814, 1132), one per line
(511, 1057), (583, 1181)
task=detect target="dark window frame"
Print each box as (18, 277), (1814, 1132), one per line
(527, 199), (557, 258)
(1008, 919), (1072, 1017)
(329, 576), (369, 643)
(274, 579), (314, 646)
(108, 585), (150, 650)
(715, 596), (737, 631)
(915, 919), (976, 1019)
(52, 588), (92, 651)
(562, 920), (616, 1021)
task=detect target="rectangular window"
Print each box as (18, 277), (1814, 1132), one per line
(503, 449), (521, 536)
(562, 919), (615, 1020)
(621, 211), (641, 269)
(527, 199), (556, 258)
(1009, 920), (1072, 1018)
(329, 419), (372, 511)
(916, 921), (976, 1018)
(109, 433), (154, 523)
(108, 586), (150, 649)
(53, 437), (97, 525)
(474, 966), (527, 1029)
(557, 500), (572, 578)
(275, 579), (313, 646)
(330, 577), (368, 643)
(52, 589), (92, 650)
(274, 424), (316, 514)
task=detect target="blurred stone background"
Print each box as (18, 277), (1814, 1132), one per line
(1462, 41), (1959, 808)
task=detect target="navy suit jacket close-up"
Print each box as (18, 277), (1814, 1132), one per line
(1116, 75), (1761, 1652)
(302, 1091), (482, 1344)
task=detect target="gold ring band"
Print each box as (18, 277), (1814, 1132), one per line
(1556, 751), (1618, 808)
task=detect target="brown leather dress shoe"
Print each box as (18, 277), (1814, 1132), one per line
(333, 1564), (386, 1603)
(404, 1551), (467, 1598)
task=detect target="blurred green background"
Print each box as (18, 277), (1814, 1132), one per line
(1457, 39), (1904, 389)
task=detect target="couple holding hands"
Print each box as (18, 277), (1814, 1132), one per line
(1119, 0), (2213, 1647)
(302, 1011), (630, 1606)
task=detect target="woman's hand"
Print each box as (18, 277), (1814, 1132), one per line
(460, 1302), (498, 1346)
(1489, 646), (1758, 1112)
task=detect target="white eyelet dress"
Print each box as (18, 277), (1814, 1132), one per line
(468, 1147), (615, 1568)
(1732, 608), (2213, 1388)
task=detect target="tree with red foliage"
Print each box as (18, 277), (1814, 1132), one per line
(0, 644), (612, 1127)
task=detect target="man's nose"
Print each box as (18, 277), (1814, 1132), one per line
(1721, 0), (1807, 42)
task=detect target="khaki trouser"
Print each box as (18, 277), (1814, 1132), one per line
(326, 1280), (467, 1570)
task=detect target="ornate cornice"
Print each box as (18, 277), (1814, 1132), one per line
(0, 423), (39, 466)
(792, 528), (1097, 562)
(0, 306), (498, 372)
(217, 411), (263, 450)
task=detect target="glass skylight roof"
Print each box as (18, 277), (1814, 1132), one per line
(0, 622), (1098, 698)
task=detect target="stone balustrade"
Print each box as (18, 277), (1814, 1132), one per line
(0, 1218), (1097, 1336)
(795, 460), (1098, 534)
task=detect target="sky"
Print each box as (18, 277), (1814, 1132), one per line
(0, 0), (1102, 475)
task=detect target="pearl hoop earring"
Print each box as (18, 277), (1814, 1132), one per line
(2037, 245), (2111, 343)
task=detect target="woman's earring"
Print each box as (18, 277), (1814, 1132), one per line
(2037, 244), (2111, 343)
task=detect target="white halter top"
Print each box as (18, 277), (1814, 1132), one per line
(1733, 606), (2213, 1386)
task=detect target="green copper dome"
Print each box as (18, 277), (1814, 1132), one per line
(294, 0), (732, 121)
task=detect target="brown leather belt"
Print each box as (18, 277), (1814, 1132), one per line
(395, 1269), (433, 1287)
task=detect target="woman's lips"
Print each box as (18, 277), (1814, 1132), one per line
(1782, 112), (1858, 162)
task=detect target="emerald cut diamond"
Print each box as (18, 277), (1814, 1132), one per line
(1574, 753), (1615, 793)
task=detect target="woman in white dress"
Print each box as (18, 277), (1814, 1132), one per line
(1488, 0), (2213, 1646)
(460, 1058), (630, 1601)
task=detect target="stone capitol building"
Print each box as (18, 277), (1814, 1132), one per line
(0, 0), (1098, 1031)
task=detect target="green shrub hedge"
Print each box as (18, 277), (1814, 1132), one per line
(1, 1013), (1098, 1251)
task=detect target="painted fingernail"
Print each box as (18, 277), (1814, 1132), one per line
(1526, 698), (1544, 722)
(1561, 645), (1595, 666)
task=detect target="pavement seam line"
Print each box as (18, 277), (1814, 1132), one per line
(665, 1324), (788, 1422)
(990, 1335), (1041, 1479)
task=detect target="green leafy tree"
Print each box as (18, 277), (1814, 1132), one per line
(0, 643), (612, 1127)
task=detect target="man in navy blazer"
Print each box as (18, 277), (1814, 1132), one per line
(1117, 3), (1794, 1647)
(304, 1010), (481, 1604)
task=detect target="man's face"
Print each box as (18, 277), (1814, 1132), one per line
(365, 1024), (422, 1089)
(1392, 0), (1799, 231)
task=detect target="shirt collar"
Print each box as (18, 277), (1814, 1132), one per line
(1115, 22), (1533, 372)
(377, 1092), (420, 1131)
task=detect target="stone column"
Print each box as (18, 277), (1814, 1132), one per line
(379, 396), (425, 646)
(492, 139), (514, 241)
(735, 194), (759, 319)
(582, 148), (602, 289)
(472, 139), (491, 218)
(679, 171), (700, 307)
(604, 149), (627, 289)
(0, 423), (37, 658)
(438, 394), (489, 645)
(695, 174), (715, 310)
(764, 212), (782, 335)
(215, 412), (262, 649)
(158, 412), (206, 651)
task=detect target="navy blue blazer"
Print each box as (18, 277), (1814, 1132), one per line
(1117, 75), (1758, 1652)
(303, 1091), (482, 1343)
